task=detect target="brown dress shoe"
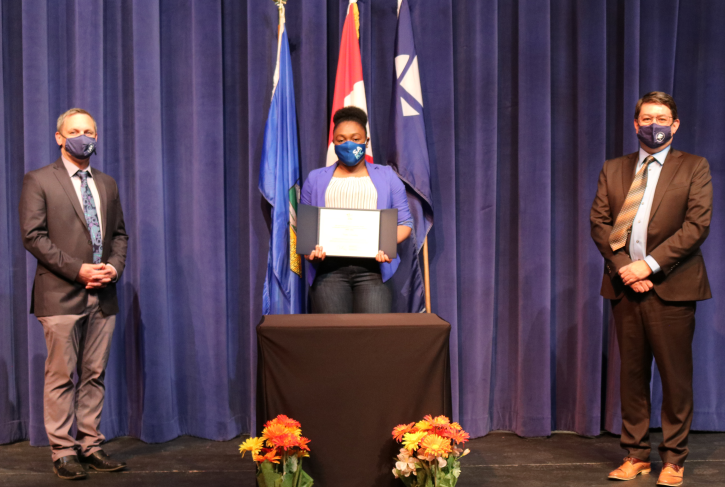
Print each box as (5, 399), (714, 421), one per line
(608, 457), (652, 480)
(657, 463), (684, 486)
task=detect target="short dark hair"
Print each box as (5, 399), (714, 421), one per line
(634, 91), (678, 121)
(332, 106), (368, 136)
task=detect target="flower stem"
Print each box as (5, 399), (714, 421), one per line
(293, 457), (302, 486)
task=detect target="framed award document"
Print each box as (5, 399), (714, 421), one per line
(297, 205), (398, 259)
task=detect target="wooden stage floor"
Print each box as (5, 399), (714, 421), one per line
(2, 431), (724, 486)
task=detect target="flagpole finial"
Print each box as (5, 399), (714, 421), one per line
(273, 0), (286, 27)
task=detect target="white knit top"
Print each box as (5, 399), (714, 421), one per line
(324, 176), (378, 210)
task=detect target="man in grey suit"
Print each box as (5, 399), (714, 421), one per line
(19, 108), (129, 480)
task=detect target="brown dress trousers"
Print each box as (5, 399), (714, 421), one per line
(38, 294), (116, 461)
(590, 148), (712, 466)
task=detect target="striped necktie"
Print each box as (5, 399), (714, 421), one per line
(609, 155), (656, 252)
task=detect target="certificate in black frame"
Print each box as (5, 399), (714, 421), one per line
(297, 204), (398, 259)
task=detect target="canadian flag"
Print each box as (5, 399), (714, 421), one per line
(326, 0), (373, 166)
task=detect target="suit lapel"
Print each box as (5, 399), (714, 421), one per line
(649, 148), (683, 223)
(52, 159), (90, 237)
(620, 152), (638, 204)
(94, 171), (108, 237)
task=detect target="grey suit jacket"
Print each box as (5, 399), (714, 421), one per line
(590, 148), (712, 302)
(19, 158), (129, 317)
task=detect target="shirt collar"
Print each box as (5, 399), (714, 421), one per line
(61, 156), (93, 178)
(638, 145), (671, 167)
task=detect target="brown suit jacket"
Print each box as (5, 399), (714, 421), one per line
(590, 148), (712, 301)
(19, 158), (129, 317)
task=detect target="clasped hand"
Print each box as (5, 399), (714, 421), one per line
(76, 263), (116, 289)
(618, 260), (653, 293)
(304, 245), (391, 263)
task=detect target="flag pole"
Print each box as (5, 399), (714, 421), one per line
(274, 0), (286, 36)
(423, 236), (431, 313)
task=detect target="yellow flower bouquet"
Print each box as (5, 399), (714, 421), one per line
(240, 414), (314, 487)
(391, 415), (470, 487)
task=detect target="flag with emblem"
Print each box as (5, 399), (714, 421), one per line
(326, 0), (373, 166)
(259, 5), (303, 315)
(387, 0), (433, 313)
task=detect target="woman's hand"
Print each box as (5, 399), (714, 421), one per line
(305, 245), (326, 262)
(375, 250), (391, 263)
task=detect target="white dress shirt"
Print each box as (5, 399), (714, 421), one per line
(62, 157), (104, 236)
(629, 145), (671, 274)
(61, 157), (117, 280)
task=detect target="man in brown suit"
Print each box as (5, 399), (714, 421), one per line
(19, 108), (129, 480)
(591, 92), (712, 487)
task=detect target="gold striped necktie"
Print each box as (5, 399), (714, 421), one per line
(609, 155), (656, 252)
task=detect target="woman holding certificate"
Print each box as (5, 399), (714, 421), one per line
(300, 107), (413, 313)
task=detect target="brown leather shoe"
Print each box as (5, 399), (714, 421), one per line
(608, 457), (652, 480)
(657, 463), (684, 486)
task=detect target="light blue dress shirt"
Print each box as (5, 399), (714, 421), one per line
(629, 145), (671, 274)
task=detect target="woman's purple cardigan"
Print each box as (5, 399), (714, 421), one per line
(300, 162), (414, 287)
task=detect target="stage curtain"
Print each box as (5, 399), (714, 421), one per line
(1, 0), (724, 446)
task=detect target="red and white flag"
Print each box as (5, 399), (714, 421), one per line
(326, 0), (373, 166)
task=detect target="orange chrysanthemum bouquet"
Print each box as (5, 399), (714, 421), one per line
(391, 415), (470, 487)
(239, 415), (314, 487)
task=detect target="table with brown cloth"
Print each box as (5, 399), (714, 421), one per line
(257, 313), (452, 487)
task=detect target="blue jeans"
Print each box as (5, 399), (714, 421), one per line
(310, 258), (392, 313)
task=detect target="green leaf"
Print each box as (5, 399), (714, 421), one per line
(286, 455), (298, 474)
(257, 461), (283, 487)
(279, 473), (294, 487)
(416, 466), (434, 487)
(415, 466), (429, 486)
(394, 470), (417, 487)
(440, 471), (460, 487)
(296, 468), (314, 487)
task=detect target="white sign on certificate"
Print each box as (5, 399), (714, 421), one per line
(317, 208), (380, 258)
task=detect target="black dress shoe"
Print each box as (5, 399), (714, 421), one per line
(80, 450), (127, 472)
(53, 455), (87, 480)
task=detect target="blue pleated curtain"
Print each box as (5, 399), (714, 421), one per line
(1, 0), (724, 446)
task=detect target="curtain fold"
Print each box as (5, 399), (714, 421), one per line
(1, 0), (724, 446)
(549, 0), (608, 435)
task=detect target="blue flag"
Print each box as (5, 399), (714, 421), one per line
(259, 22), (303, 315)
(388, 0), (433, 313)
